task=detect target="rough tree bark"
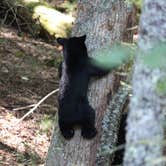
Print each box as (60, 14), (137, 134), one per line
(46, 1), (131, 166)
(124, 0), (166, 166)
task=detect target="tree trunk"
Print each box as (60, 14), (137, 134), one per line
(124, 0), (166, 166)
(46, 1), (130, 165)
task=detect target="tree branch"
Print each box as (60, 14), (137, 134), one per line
(15, 89), (59, 124)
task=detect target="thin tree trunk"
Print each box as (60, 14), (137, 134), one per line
(124, 0), (166, 166)
(46, 1), (130, 165)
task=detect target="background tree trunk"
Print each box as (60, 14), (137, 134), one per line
(124, 0), (166, 165)
(46, 1), (131, 165)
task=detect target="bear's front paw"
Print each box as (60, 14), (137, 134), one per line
(61, 128), (75, 139)
(81, 127), (97, 139)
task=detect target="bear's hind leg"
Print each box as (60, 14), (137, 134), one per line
(59, 120), (74, 139)
(81, 104), (97, 139)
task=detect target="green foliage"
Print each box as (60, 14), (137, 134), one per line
(92, 43), (136, 69)
(23, 1), (48, 12)
(143, 42), (166, 69)
(33, 5), (74, 37)
(126, 0), (142, 22)
(156, 77), (166, 97)
(40, 115), (54, 132)
(20, 0), (74, 37)
(127, 0), (143, 8)
(57, 0), (77, 14)
(0, 38), (7, 44)
(15, 50), (25, 57)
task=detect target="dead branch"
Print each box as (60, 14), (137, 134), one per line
(15, 89), (59, 124)
(13, 104), (36, 111)
(126, 25), (138, 31)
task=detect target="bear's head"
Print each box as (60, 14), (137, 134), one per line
(57, 35), (88, 62)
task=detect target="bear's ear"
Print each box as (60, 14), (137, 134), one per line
(80, 35), (86, 42)
(57, 38), (66, 45)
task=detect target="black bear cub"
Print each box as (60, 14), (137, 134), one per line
(57, 35), (109, 139)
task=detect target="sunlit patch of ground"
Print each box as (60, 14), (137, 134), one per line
(23, 0), (40, 3)
(21, 0), (75, 37)
(0, 107), (49, 165)
(33, 5), (74, 37)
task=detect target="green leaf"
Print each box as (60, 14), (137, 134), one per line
(93, 43), (135, 69)
(0, 38), (6, 43)
(156, 77), (166, 97)
(15, 50), (25, 57)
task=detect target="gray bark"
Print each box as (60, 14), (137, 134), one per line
(124, 0), (166, 166)
(46, 1), (130, 166)
(96, 86), (129, 166)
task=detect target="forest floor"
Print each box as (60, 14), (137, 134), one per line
(0, 26), (61, 165)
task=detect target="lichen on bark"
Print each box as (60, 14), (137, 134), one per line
(96, 86), (129, 166)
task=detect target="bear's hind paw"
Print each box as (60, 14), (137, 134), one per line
(61, 128), (75, 139)
(81, 127), (97, 139)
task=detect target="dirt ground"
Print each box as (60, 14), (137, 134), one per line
(0, 26), (61, 165)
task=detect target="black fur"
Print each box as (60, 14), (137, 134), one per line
(57, 35), (109, 139)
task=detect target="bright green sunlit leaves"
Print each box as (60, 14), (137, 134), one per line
(92, 42), (166, 70)
(92, 43), (136, 69)
(92, 42), (166, 96)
